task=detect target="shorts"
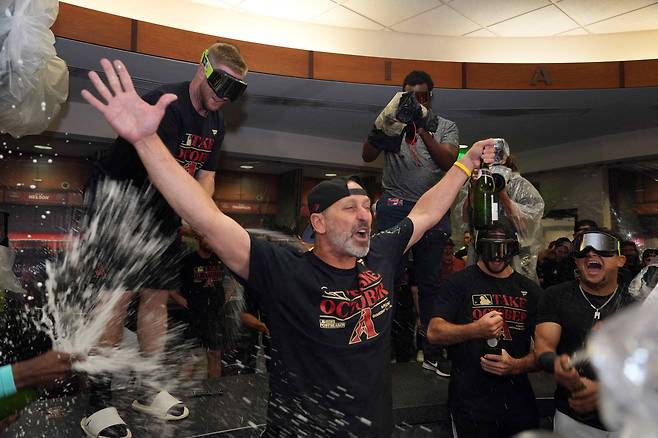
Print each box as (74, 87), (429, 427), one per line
(84, 167), (182, 292)
(191, 314), (224, 350)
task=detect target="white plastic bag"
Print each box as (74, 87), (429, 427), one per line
(0, 0), (68, 137)
(588, 283), (658, 437)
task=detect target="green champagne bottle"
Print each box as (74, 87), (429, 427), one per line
(0, 388), (38, 421)
(472, 162), (498, 229)
(0, 290), (38, 421)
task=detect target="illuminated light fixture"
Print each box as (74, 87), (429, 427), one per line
(27, 234), (31, 238)
(33, 178), (43, 182)
(325, 173), (337, 177)
(240, 165), (254, 169)
(0, 154), (3, 159)
(16, 183), (23, 187)
(45, 210), (51, 214)
(29, 184), (36, 189)
(47, 158), (53, 163)
(32, 158), (37, 163)
(41, 215), (46, 219)
(34, 145), (52, 150)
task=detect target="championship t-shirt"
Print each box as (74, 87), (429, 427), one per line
(180, 252), (226, 321)
(430, 264), (541, 420)
(537, 281), (636, 430)
(246, 219), (414, 437)
(97, 81), (224, 233)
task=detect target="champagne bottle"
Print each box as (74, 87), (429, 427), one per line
(472, 162), (498, 229)
(0, 388), (38, 421)
(483, 331), (503, 356)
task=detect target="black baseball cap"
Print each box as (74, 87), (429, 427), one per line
(308, 176), (369, 214)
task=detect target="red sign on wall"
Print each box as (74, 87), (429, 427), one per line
(0, 188), (83, 206)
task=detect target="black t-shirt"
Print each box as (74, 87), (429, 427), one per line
(246, 219), (414, 437)
(180, 252), (226, 320)
(537, 280), (636, 429)
(98, 82), (224, 233)
(430, 264), (541, 420)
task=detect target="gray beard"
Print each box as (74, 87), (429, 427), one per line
(327, 228), (370, 258)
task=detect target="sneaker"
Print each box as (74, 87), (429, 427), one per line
(422, 359), (451, 378)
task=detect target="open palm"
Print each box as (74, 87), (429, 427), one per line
(81, 59), (177, 145)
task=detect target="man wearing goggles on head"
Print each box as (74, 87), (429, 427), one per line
(426, 223), (542, 437)
(535, 229), (636, 437)
(82, 43), (247, 438)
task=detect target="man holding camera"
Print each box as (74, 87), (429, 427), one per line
(362, 70), (459, 375)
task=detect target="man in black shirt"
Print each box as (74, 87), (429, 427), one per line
(427, 224), (541, 437)
(82, 44), (247, 438)
(538, 237), (575, 288)
(173, 235), (228, 378)
(81, 59), (495, 437)
(536, 229), (636, 437)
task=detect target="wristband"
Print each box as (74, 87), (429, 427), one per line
(0, 364), (17, 398)
(453, 161), (472, 178)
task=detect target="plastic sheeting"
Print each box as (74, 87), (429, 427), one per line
(0, 0), (68, 137)
(588, 270), (658, 438)
(455, 164), (545, 282)
(0, 245), (25, 293)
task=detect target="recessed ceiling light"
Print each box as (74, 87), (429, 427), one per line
(33, 178), (43, 182)
(34, 145), (52, 150)
(16, 183), (23, 187)
(325, 173), (337, 177)
(240, 165), (254, 169)
(47, 159), (53, 163)
(32, 158), (37, 163)
(29, 184), (36, 189)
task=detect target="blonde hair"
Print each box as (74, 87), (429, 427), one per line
(207, 42), (248, 76)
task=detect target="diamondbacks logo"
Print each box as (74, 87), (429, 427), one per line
(349, 307), (378, 344)
(318, 269), (391, 345)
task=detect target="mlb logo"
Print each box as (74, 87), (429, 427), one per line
(472, 294), (493, 306)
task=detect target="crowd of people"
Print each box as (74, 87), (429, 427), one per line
(1, 42), (657, 438)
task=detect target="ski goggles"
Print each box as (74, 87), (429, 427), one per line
(200, 49), (247, 102)
(476, 238), (520, 262)
(571, 231), (620, 258)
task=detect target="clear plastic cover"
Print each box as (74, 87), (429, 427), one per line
(0, 0), (68, 137)
(588, 277), (658, 437)
(455, 164), (545, 282)
(0, 245), (25, 293)
(374, 92), (429, 137)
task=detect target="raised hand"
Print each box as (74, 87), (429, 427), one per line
(464, 138), (496, 169)
(81, 59), (177, 145)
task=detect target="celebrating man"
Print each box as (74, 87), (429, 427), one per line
(82, 58), (494, 437)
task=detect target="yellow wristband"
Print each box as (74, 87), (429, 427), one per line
(453, 161), (472, 178)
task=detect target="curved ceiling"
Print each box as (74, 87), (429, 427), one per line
(62, 0), (658, 62)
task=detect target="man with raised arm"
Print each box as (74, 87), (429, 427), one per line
(82, 58), (494, 438)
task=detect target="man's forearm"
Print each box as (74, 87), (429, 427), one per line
(420, 131), (457, 171)
(133, 134), (221, 235)
(511, 352), (538, 374)
(428, 319), (480, 345)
